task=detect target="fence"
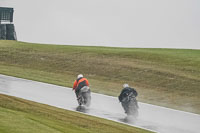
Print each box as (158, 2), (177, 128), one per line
(0, 7), (14, 24)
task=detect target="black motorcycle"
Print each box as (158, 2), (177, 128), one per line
(120, 92), (138, 116)
(77, 86), (91, 107)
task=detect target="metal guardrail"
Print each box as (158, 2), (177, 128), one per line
(0, 7), (14, 24)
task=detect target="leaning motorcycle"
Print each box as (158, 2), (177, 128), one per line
(77, 86), (91, 107)
(121, 92), (138, 117)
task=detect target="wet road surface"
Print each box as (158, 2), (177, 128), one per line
(0, 74), (200, 133)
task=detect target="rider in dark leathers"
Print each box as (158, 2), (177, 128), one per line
(118, 84), (138, 114)
(118, 84), (138, 102)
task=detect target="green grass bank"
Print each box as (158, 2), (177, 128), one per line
(0, 94), (151, 133)
(0, 40), (200, 114)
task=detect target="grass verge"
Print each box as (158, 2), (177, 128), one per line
(0, 40), (200, 114)
(0, 94), (152, 133)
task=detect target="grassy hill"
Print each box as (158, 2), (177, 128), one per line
(0, 40), (199, 114)
(0, 94), (151, 133)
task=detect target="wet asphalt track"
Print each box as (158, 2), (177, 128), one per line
(0, 74), (200, 133)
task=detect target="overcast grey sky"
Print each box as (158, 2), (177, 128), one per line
(1, 0), (200, 49)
